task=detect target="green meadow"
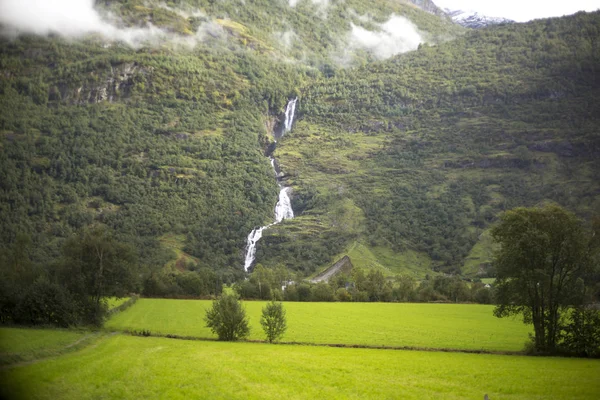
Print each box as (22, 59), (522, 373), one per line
(0, 328), (90, 366)
(105, 299), (531, 352)
(2, 334), (599, 400)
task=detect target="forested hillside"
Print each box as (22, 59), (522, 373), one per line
(0, 0), (598, 299)
(263, 11), (600, 276)
(0, 0), (461, 298)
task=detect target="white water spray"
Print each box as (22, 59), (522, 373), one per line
(283, 97), (297, 134)
(275, 187), (294, 222)
(243, 98), (297, 271)
(243, 160), (295, 271)
(243, 226), (266, 272)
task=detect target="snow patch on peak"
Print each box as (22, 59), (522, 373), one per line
(445, 9), (514, 29)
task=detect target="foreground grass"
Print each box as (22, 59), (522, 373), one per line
(0, 328), (89, 366)
(105, 299), (531, 351)
(2, 334), (599, 400)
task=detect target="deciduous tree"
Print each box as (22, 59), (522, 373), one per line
(260, 300), (287, 343)
(491, 205), (593, 353)
(205, 293), (250, 341)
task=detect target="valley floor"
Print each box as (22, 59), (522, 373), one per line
(106, 299), (531, 352)
(1, 330), (599, 400)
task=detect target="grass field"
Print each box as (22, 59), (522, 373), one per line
(0, 328), (89, 366)
(2, 333), (599, 400)
(105, 299), (532, 352)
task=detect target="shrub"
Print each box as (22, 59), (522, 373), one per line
(204, 293), (250, 341)
(335, 288), (352, 302)
(14, 278), (79, 327)
(311, 282), (335, 302)
(283, 285), (299, 301)
(260, 301), (287, 343)
(560, 307), (600, 357)
(296, 283), (312, 302)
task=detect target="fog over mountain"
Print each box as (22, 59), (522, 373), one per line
(0, 0), (123, 37)
(349, 15), (422, 60)
(0, 0), (213, 46)
(0, 0), (425, 61)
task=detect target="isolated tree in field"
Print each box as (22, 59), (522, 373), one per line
(205, 293), (250, 341)
(491, 205), (593, 353)
(260, 300), (287, 343)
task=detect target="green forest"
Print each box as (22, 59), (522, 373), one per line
(0, 0), (599, 316)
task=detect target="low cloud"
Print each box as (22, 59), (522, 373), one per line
(274, 30), (298, 51)
(1, 0), (125, 37)
(348, 14), (422, 60)
(0, 0), (214, 47)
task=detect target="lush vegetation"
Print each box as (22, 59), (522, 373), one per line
(1, 0), (599, 325)
(106, 299), (531, 351)
(2, 3), (599, 398)
(2, 333), (599, 400)
(204, 293), (250, 341)
(270, 11), (600, 275)
(0, 327), (94, 365)
(260, 300), (287, 343)
(492, 205), (600, 354)
(237, 264), (493, 303)
(0, 0), (464, 307)
(107, 297), (131, 310)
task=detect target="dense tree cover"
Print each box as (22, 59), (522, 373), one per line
(0, 225), (137, 326)
(492, 205), (599, 355)
(0, 31), (309, 296)
(0, 0), (462, 298)
(236, 264), (492, 304)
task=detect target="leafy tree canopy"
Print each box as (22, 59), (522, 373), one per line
(491, 204), (596, 353)
(204, 293), (250, 341)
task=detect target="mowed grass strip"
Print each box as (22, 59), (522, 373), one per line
(105, 299), (531, 351)
(0, 328), (88, 365)
(2, 334), (599, 400)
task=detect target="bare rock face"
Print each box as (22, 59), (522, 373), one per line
(310, 255), (354, 283)
(56, 62), (149, 104)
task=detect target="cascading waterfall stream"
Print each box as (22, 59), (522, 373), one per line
(283, 97), (297, 133)
(243, 98), (297, 272)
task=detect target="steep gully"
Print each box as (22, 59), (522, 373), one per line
(243, 98), (298, 271)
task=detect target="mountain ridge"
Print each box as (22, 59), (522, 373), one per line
(444, 9), (514, 29)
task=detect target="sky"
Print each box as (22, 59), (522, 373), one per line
(433, 0), (600, 22)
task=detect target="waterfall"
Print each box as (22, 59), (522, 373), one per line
(283, 97), (297, 134)
(243, 226), (265, 272)
(243, 98), (297, 272)
(275, 187), (294, 222)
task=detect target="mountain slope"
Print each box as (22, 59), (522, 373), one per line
(0, 0), (461, 288)
(1, 2), (599, 287)
(262, 11), (600, 276)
